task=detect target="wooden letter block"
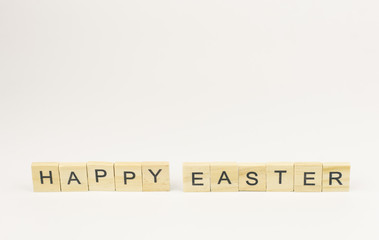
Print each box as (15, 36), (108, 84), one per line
(59, 163), (88, 192)
(114, 162), (142, 191)
(210, 162), (238, 192)
(294, 162), (322, 192)
(322, 162), (350, 192)
(87, 162), (115, 191)
(238, 163), (266, 191)
(183, 162), (210, 192)
(266, 162), (294, 192)
(142, 162), (170, 191)
(31, 162), (61, 192)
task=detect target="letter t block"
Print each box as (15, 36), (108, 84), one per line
(266, 162), (294, 192)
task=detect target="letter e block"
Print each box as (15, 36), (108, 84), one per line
(59, 163), (88, 192)
(238, 163), (266, 191)
(266, 162), (294, 192)
(210, 162), (238, 192)
(322, 162), (350, 192)
(183, 162), (210, 192)
(31, 162), (61, 192)
(294, 162), (322, 192)
(114, 162), (142, 191)
(87, 162), (115, 191)
(142, 162), (170, 191)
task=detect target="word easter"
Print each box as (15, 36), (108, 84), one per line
(31, 162), (350, 192)
(183, 162), (350, 192)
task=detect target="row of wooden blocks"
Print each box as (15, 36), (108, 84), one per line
(31, 162), (350, 192)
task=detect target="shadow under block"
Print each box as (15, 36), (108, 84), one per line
(32, 162), (61, 192)
(114, 162), (142, 191)
(238, 163), (266, 191)
(210, 162), (238, 192)
(59, 163), (88, 192)
(87, 162), (115, 191)
(266, 162), (294, 192)
(142, 162), (170, 191)
(183, 162), (210, 192)
(294, 162), (322, 192)
(322, 162), (350, 192)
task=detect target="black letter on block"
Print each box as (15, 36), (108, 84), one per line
(124, 171), (136, 184)
(95, 169), (107, 183)
(192, 172), (204, 186)
(246, 172), (258, 186)
(148, 169), (162, 183)
(329, 172), (343, 185)
(68, 172), (81, 185)
(304, 172), (315, 185)
(274, 170), (287, 184)
(39, 171), (53, 184)
(218, 171), (231, 184)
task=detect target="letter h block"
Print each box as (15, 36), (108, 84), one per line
(183, 162), (210, 192)
(31, 162), (61, 192)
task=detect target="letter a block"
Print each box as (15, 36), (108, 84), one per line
(210, 162), (238, 192)
(322, 162), (350, 192)
(114, 162), (142, 191)
(183, 162), (210, 192)
(294, 162), (322, 192)
(87, 162), (115, 191)
(59, 163), (88, 192)
(31, 162), (61, 192)
(238, 163), (266, 191)
(267, 162), (294, 192)
(142, 162), (170, 191)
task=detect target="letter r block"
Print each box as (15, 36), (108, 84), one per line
(322, 162), (350, 192)
(142, 162), (170, 191)
(294, 162), (322, 192)
(183, 162), (210, 192)
(31, 162), (61, 192)
(87, 162), (115, 191)
(266, 162), (294, 192)
(114, 162), (142, 191)
(210, 162), (238, 192)
(59, 163), (88, 192)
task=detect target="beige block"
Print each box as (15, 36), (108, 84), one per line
(142, 162), (170, 191)
(183, 162), (210, 192)
(322, 162), (350, 192)
(266, 162), (294, 192)
(31, 162), (61, 192)
(87, 162), (115, 191)
(210, 162), (238, 192)
(238, 163), (266, 191)
(59, 163), (88, 192)
(114, 162), (142, 191)
(294, 162), (322, 192)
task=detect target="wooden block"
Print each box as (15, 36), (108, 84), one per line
(266, 162), (294, 192)
(114, 162), (142, 191)
(183, 162), (210, 192)
(238, 163), (266, 191)
(59, 163), (88, 192)
(210, 162), (238, 192)
(294, 162), (322, 192)
(142, 162), (170, 191)
(87, 162), (115, 191)
(322, 162), (350, 192)
(31, 162), (61, 192)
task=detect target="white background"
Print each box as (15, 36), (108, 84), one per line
(1, 0), (378, 239)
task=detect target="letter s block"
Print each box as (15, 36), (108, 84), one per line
(142, 162), (170, 191)
(238, 163), (266, 191)
(31, 162), (61, 192)
(322, 162), (350, 192)
(183, 162), (210, 192)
